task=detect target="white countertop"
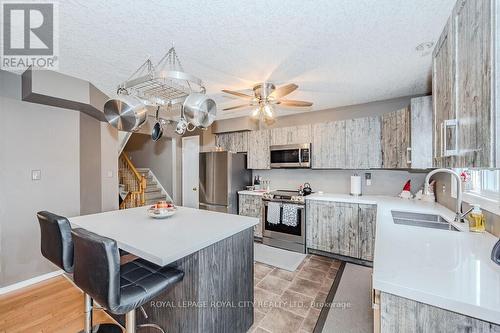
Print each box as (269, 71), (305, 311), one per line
(306, 193), (500, 324)
(70, 206), (258, 266)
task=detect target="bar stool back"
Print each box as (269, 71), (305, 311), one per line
(36, 211), (122, 333)
(72, 228), (184, 333)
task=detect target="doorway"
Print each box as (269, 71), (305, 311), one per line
(182, 136), (199, 208)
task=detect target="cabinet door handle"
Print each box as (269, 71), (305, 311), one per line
(440, 122), (445, 157)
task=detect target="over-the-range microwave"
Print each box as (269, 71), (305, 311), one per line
(270, 143), (311, 168)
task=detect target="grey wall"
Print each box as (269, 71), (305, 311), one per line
(254, 169), (427, 197)
(0, 87), (81, 287)
(0, 69), (118, 287)
(124, 133), (177, 203)
(433, 173), (500, 237)
(80, 112), (102, 214)
(212, 95), (419, 133)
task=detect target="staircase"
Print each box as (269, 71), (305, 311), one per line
(136, 168), (169, 205)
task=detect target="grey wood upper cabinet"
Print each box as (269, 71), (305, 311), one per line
(345, 117), (382, 169)
(432, 0), (499, 168)
(311, 121), (346, 169)
(238, 193), (263, 238)
(306, 200), (377, 260)
(247, 129), (270, 169)
(454, 0), (493, 167)
(215, 131), (249, 153)
(380, 292), (500, 333)
(410, 96), (433, 169)
(270, 125), (312, 146)
(358, 204), (377, 261)
(381, 108), (411, 169)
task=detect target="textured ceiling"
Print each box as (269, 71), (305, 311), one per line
(57, 0), (455, 119)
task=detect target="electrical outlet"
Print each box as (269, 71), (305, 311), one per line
(365, 173), (372, 186)
(32, 170), (41, 181)
(442, 184), (446, 193)
(106, 170), (113, 178)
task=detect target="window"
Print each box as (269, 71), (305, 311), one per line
(462, 169), (500, 214)
(466, 170), (500, 197)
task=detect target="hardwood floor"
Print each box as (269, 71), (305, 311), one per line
(0, 276), (120, 333)
(0, 254), (340, 333)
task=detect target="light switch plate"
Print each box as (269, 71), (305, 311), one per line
(32, 170), (41, 181)
(106, 170), (113, 178)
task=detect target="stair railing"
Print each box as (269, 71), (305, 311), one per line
(119, 152), (146, 209)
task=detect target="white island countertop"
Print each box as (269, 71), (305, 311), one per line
(70, 206), (258, 266)
(306, 193), (500, 325)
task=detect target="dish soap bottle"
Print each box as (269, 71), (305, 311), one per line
(468, 204), (485, 233)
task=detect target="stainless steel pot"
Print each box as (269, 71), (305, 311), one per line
(182, 93), (217, 128)
(104, 95), (148, 132)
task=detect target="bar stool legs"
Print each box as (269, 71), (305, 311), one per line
(125, 308), (166, 333)
(78, 293), (122, 333)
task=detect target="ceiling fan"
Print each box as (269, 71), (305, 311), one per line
(221, 82), (313, 123)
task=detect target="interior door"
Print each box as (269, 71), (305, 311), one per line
(182, 136), (199, 208)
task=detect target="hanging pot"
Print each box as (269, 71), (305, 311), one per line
(104, 95), (148, 132)
(182, 93), (217, 128)
(151, 107), (163, 141)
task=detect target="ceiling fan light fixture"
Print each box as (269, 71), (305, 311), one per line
(251, 107), (261, 118)
(263, 104), (274, 118)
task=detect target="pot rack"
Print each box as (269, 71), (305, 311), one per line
(117, 46), (206, 109)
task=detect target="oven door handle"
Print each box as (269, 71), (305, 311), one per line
(298, 149), (302, 167)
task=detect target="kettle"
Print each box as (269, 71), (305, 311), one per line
(302, 183), (312, 196)
(492, 239), (500, 265)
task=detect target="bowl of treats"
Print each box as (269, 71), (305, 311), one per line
(147, 201), (177, 219)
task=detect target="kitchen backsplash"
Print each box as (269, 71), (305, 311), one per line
(254, 169), (427, 196)
(433, 173), (500, 238)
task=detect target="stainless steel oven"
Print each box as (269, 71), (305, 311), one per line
(270, 143), (311, 168)
(261, 190), (307, 253)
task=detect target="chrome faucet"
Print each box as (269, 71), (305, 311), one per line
(424, 168), (468, 223)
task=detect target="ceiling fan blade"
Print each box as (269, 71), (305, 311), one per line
(221, 89), (254, 100)
(270, 83), (298, 99)
(222, 104), (251, 111)
(279, 99), (313, 107)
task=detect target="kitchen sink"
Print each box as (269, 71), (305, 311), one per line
(392, 211), (459, 231)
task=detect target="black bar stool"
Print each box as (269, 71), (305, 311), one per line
(71, 228), (184, 333)
(37, 211), (122, 333)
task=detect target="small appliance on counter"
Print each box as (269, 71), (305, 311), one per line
(492, 240), (500, 265)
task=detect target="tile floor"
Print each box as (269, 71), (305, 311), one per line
(249, 254), (342, 333)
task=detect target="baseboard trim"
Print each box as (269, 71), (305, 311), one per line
(0, 270), (64, 295)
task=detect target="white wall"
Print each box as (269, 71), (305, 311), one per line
(255, 169), (427, 196)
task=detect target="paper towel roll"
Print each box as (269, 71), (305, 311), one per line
(350, 175), (362, 196)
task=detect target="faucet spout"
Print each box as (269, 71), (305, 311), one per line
(424, 168), (463, 223)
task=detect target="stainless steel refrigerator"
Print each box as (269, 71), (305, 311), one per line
(199, 151), (251, 214)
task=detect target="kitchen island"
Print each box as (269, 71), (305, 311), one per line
(70, 205), (258, 333)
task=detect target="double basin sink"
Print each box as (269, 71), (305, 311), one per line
(392, 211), (459, 232)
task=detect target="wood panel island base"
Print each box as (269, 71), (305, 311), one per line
(70, 206), (258, 333)
(134, 228), (254, 333)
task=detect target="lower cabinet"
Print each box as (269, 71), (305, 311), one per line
(238, 193), (263, 238)
(306, 199), (376, 261)
(377, 292), (500, 333)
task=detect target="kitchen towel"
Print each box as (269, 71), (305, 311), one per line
(267, 202), (281, 225)
(282, 204), (299, 227)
